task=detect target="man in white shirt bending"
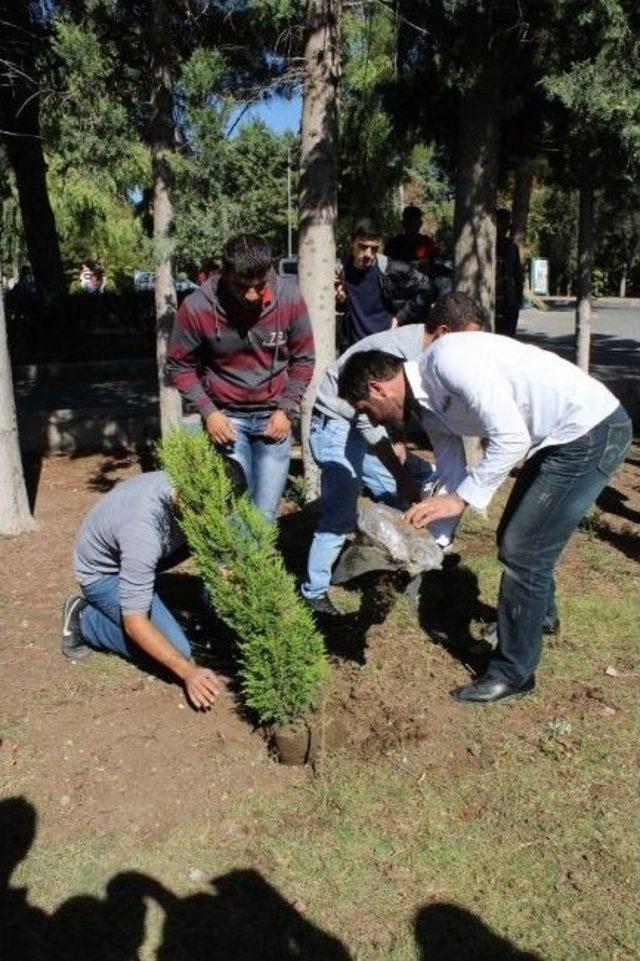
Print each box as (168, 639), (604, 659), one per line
(337, 331), (632, 704)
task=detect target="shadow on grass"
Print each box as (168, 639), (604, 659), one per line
(0, 797), (352, 961)
(580, 513), (640, 564)
(417, 557), (496, 676)
(415, 903), (543, 960)
(596, 484), (640, 526)
(1, 796), (547, 961)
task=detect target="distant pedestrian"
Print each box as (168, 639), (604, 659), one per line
(385, 205), (440, 268)
(167, 234), (315, 521)
(495, 209), (524, 337)
(336, 217), (436, 350)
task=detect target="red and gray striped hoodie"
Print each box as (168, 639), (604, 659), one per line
(166, 272), (315, 419)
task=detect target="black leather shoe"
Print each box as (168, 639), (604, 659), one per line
(451, 675), (535, 704)
(305, 594), (342, 618)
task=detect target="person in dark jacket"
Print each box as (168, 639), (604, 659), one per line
(167, 234), (315, 521)
(495, 209), (525, 338)
(385, 205), (440, 267)
(336, 217), (436, 349)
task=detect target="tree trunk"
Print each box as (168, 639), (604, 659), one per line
(575, 168), (594, 372)
(150, 0), (182, 436)
(511, 157), (535, 253)
(0, 292), (35, 535)
(453, 63), (502, 327)
(298, 0), (340, 499)
(0, 4), (65, 299)
(619, 263), (627, 299)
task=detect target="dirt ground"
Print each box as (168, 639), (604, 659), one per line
(2, 444), (638, 852)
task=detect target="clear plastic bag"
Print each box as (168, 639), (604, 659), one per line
(356, 502), (443, 576)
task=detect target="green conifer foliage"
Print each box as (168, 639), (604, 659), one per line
(160, 430), (328, 726)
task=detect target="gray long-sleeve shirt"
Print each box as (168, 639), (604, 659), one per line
(73, 471), (186, 615)
(313, 323), (425, 445)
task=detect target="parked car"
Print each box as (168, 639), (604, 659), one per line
(133, 270), (197, 293)
(278, 256), (298, 276)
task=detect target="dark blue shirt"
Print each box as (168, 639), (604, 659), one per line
(343, 262), (393, 347)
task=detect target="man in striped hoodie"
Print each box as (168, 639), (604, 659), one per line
(167, 234), (315, 520)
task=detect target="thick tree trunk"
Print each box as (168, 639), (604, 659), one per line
(511, 157), (535, 252)
(150, 0), (182, 436)
(575, 168), (594, 372)
(298, 0), (339, 499)
(453, 63), (502, 327)
(3, 138), (66, 299)
(0, 293), (35, 535)
(619, 263), (627, 299)
(0, 4), (65, 299)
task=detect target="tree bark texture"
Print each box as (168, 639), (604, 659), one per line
(298, 0), (340, 499)
(150, 0), (182, 436)
(619, 263), (627, 299)
(575, 167), (594, 372)
(0, 3), (65, 298)
(0, 293), (35, 535)
(511, 157), (535, 257)
(453, 64), (502, 327)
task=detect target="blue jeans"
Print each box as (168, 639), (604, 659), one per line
(302, 415), (435, 599)
(219, 412), (292, 522)
(79, 575), (192, 661)
(490, 405), (632, 685)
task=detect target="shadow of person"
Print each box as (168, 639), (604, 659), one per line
(415, 903), (543, 961)
(0, 797), (49, 961)
(417, 558), (496, 673)
(48, 871), (155, 961)
(155, 868), (352, 961)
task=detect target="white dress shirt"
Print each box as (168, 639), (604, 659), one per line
(404, 332), (618, 512)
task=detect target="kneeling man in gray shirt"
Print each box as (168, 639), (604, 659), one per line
(62, 470), (221, 709)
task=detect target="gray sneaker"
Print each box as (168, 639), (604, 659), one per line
(60, 595), (93, 660)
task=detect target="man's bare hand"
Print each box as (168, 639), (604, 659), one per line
(335, 279), (347, 305)
(183, 665), (221, 710)
(392, 441), (408, 465)
(205, 410), (236, 445)
(405, 492), (466, 529)
(264, 409), (291, 442)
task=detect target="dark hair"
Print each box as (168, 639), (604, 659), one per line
(338, 350), (403, 406)
(351, 217), (383, 239)
(426, 292), (488, 332)
(402, 205), (423, 222)
(221, 234), (272, 277)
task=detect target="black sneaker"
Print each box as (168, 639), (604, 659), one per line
(60, 595), (93, 660)
(305, 594), (342, 618)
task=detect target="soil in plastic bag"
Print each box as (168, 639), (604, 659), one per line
(356, 502), (443, 576)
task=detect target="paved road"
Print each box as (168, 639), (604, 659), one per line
(517, 302), (639, 382)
